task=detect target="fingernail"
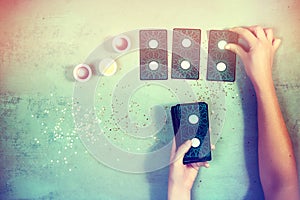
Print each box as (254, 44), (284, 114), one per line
(204, 163), (210, 168)
(211, 144), (216, 150)
(224, 44), (230, 50)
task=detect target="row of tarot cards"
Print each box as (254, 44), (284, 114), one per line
(140, 29), (238, 82)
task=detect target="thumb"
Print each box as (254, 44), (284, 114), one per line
(225, 43), (247, 60)
(273, 38), (281, 52)
(175, 140), (192, 161)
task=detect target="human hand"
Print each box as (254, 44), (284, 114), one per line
(168, 139), (213, 200)
(225, 26), (281, 91)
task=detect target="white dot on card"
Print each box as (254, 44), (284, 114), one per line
(148, 39), (158, 49)
(191, 138), (201, 148)
(188, 114), (199, 124)
(181, 60), (191, 70)
(218, 40), (227, 50)
(216, 62), (227, 72)
(182, 38), (192, 48)
(149, 61), (159, 70)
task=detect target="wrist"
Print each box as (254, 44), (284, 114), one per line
(251, 76), (275, 95)
(254, 82), (274, 95)
(168, 182), (191, 200)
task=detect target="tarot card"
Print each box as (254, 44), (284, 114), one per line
(171, 28), (201, 79)
(139, 29), (168, 80)
(207, 30), (238, 82)
(171, 102), (211, 164)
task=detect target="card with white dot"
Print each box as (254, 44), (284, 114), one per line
(207, 30), (238, 82)
(171, 28), (201, 79)
(171, 102), (211, 164)
(139, 29), (168, 80)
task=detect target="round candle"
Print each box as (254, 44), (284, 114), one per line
(73, 64), (92, 82)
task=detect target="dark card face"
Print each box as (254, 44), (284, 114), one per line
(171, 28), (201, 79)
(171, 102), (211, 164)
(139, 29), (168, 80)
(207, 30), (238, 82)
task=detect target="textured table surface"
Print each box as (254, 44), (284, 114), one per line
(0, 0), (299, 199)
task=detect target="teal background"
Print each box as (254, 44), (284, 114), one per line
(0, 0), (299, 199)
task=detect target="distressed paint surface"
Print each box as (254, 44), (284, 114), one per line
(0, 0), (299, 199)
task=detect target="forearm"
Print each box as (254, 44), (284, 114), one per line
(254, 81), (299, 199)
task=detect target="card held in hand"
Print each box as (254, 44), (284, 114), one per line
(171, 102), (211, 164)
(207, 30), (238, 82)
(139, 29), (168, 80)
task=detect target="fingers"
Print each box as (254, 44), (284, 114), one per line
(264, 28), (274, 42)
(247, 26), (279, 49)
(229, 27), (257, 46)
(247, 26), (266, 39)
(225, 43), (247, 59)
(230, 26), (279, 49)
(203, 162), (210, 168)
(273, 38), (281, 51)
(190, 162), (210, 170)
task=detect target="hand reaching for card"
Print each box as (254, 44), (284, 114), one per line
(225, 26), (281, 91)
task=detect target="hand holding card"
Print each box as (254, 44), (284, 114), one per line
(171, 102), (212, 164)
